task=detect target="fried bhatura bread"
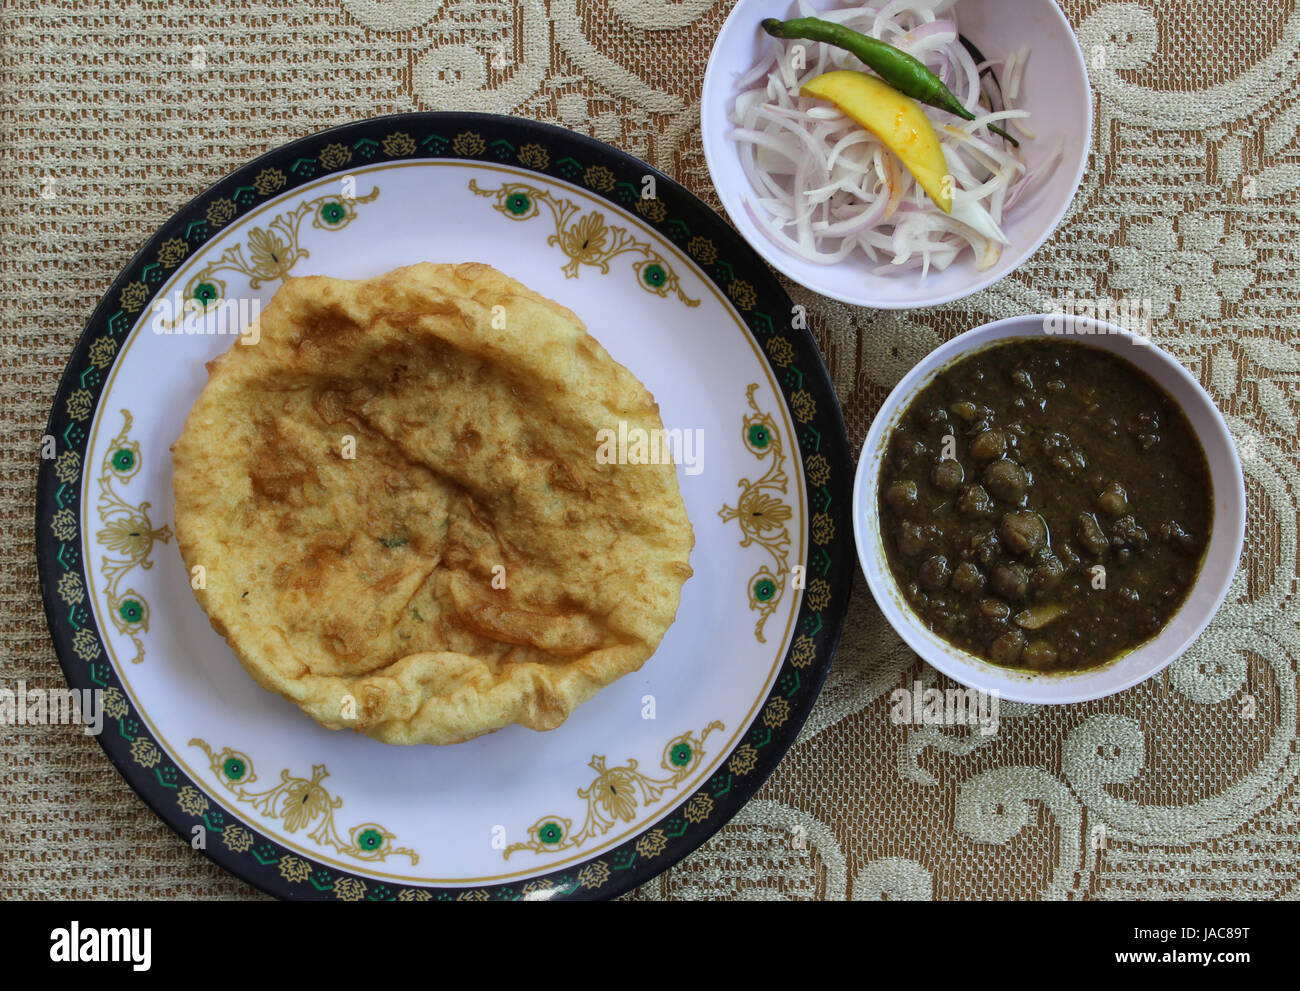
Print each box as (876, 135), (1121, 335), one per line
(171, 262), (694, 745)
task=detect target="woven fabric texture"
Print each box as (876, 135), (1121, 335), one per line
(2, 0), (1297, 900)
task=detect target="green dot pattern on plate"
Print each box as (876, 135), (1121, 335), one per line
(111, 448), (136, 472)
(669, 743), (693, 768)
(222, 757), (246, 781)
(642, 263), (666, 288)
(118, 598), (143, 623)
(506, 192), (531, 215)
(194, 282), (218, 304)
(319, 201), (346, 224)
(753, 579), (777, 603)
(747, 424), (770, 449)
(538, 821), (564, 845)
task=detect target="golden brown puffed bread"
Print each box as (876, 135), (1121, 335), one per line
(172, 262), (693, 744)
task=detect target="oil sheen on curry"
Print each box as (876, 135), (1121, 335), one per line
(878, 339), (1212, 673)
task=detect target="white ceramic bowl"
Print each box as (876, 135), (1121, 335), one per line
(852, 315), (1246, 704)
(701, 0), (1092, 309)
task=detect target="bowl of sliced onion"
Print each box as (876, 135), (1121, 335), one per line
(701, 0), (1092, 309)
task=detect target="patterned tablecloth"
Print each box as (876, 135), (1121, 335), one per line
(2, 0), (1297, 900)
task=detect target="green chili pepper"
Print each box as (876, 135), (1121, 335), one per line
(761, 16), (1019, 146)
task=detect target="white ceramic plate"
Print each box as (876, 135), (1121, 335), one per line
(701, 0), (1093, 308)
(37, 113), (855, 900)
(853, 315), (1246, 704)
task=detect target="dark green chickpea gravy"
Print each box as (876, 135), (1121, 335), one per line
(878, 339), (1213, 673)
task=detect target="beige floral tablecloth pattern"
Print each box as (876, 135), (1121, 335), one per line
(2, 0), (1296, 900)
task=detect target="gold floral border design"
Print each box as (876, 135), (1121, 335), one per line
(719, 384), (796, 643)
(467, 178), (700, 307)
(504, 722), (724, 859)
(93, 410), (171, 665)
(159, 187), (381, 328)
(190, 739), (418, 865)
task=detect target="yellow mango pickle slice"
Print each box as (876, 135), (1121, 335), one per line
(800, 70), (953, 214)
